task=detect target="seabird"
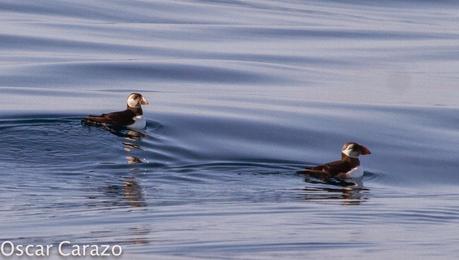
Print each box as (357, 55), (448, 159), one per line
(300, 142), (371, 182)
(82, 93), (149, 130)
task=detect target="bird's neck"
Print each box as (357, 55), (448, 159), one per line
(127, 106), (143, 116)
(341, 153), (360, 167)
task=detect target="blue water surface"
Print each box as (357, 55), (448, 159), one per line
(1, 1), (459, 259)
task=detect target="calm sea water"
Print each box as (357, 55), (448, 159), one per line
(1, 0), (459, 259)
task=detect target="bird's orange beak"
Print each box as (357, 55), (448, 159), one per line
(360, 145), (371, 155)
(141, 96), (149, 105)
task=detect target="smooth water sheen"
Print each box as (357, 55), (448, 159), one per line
(1, 1), (459, 259)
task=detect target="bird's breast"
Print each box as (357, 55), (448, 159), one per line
(345, 166), (364, 179)
(127, 115), (146, 130)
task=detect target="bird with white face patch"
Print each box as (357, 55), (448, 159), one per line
(82, 93), (149, 130)
(300, 142), (371, 183)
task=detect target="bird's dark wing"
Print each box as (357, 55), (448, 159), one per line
(317, 160), (353, 176)
(83, 109), (135, 127)
(299, 160), (353, 180)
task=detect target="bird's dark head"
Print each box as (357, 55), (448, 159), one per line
(127, 93), (149, 108)
(341, 142), (371, 159)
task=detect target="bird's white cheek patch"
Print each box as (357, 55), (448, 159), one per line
(127, 97), (138, 108)
(342, 147), (359, 158)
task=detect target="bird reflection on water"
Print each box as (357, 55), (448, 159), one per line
(301, 176), (369, 206)
(122, 177), (146, 208)
(96, 128), (151, 245)
(119, 129), (147, 208)
(91, 127), (147, 208)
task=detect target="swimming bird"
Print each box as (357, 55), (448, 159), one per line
(82, 93), (149, 130)
(300, 142), (371, 182)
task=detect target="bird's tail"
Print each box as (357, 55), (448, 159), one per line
(297, 168), (331, 181)
(81, 115), (106, 126)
